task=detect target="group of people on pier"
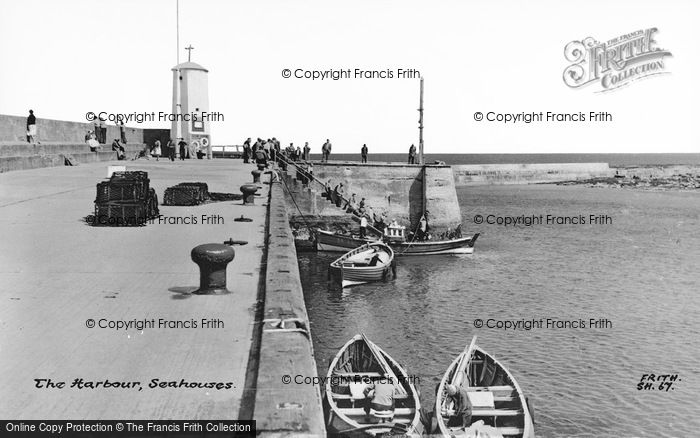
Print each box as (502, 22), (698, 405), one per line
(238, 135), (446, 244)
(128, 138), (198, 162)
(239, 137), (424, 164)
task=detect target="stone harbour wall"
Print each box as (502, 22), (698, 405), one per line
(284, 162), (463, 234)
(452, 162), (613, 186)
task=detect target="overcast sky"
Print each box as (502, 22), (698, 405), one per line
(1, 0), (698, 153)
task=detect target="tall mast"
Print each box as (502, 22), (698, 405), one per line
(418, 77), (424, 165)
(174, 0), (182, 148)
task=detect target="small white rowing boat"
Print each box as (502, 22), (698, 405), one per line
(329, 242), (394, 288)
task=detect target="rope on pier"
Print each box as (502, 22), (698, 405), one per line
(262, 318), (309, 337)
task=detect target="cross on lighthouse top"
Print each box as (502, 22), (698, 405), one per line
(185, 45), (194, 62)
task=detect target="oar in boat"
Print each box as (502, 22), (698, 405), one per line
(438, 335), (477, 415)
(452, 335), (477, 387)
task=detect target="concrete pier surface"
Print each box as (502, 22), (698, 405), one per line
(0, 159), (268, 419)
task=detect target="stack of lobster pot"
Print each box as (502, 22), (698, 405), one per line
(94, 171), (159, 226)
(163, 182), (210, 206)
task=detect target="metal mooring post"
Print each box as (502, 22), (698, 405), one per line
(240, 184), (257, 205)
(190, 243), (235, 294)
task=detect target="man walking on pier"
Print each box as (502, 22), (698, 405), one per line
(408, 144), (417, 164)
(361, 144), (368, 163)
(303, 142), (311, 161)
(26, 110), (37, 143)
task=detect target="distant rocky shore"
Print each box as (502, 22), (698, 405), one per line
(556, 165), (700, 191)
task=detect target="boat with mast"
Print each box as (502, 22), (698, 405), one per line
(434, 336), (536, 437)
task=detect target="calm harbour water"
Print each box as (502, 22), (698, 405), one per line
(298, 184), (700, 437)
(309, 153), (700, 166)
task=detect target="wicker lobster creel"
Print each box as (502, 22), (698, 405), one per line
(95, 180), (149, 203)
(177, 182), (209, 200)
(94, 202), (150, 226)
(163, 186), (199, 206)
(92, 171), (158, 226)
(162, 182), (209, 206)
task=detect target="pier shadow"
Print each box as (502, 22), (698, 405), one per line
(409, 169), (425, 230)
(168, 286), (198, 300)
(206, 192), (243, 203)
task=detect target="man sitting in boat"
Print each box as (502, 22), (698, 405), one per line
(445, 384), (473, 429)
(368, 250), (381, 266)
(363, 380), (396, 421)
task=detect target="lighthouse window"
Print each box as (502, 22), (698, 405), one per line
(192, 120), (204, 131)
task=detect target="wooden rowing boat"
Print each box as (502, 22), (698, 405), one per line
(329, 242), (394, 288)
(435, 336), (535, 437)
(324, 334), (423, 437)
(317, 229), (479, 255)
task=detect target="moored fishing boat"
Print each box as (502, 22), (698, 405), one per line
(316, 229), (479, 255)
(329, 242), (395, 288)
(324, 334), (423, 437)
(317, 229), (377, 252)
(435, 336), (535, 437)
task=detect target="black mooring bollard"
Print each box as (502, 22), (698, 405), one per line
(191, 243), (235, 295)
(240, 184), (258, 205)
(251, 169), (262, 183)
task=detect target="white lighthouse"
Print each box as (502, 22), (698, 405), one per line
(171, 60), (212, 158)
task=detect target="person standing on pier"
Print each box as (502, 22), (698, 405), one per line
(152, 139), (161, 161)
(322, 139), (332, 162)
(263, 139), (271, 160)
(119, 120), (127, 144)
(408, 144), (417, 164)
(93, 120), (100, 143)
(333, 183), (344, 207)
(269, 139), (277, 162)
(344, 193), (357, 213)
(242, 138), (251, 163)
(303, 142), (311, 161)
(359, 213), (368, 238)
(178, 139), (188, 160)
(98, 115), (107, 144)
(26, 110), (37, 143)
(361, 144), (368, 163)
(166, 138), (175, 161)
(255, 145), (268, 167)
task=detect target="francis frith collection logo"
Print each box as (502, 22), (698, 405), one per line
(563, 28), (672, 92)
